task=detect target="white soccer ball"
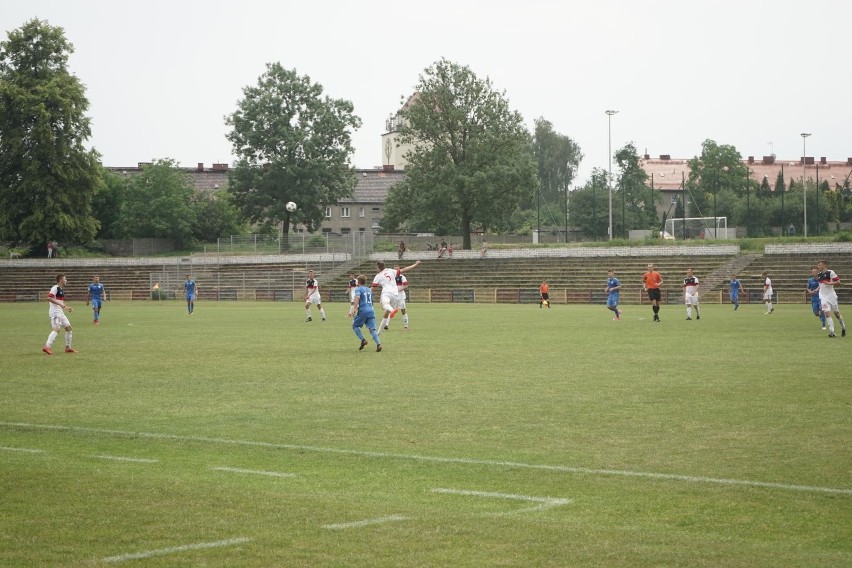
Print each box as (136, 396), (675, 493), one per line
(286, 201), (297, 212)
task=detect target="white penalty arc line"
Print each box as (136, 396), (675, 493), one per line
(211, 466), (296, 478)
(322, 515), (409, 530)
(1, 446), (44, 453)
(94, 455), (158, 464)
(102, 537), (252, 563)
(432, 488), (570, 514)
(2, 422), (849, 496)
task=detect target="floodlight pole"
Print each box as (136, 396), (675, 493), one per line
(801, 132), (811, 237)
(605, 110), (618, 240)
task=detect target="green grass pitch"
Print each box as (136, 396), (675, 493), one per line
(1, 300), (849, 567)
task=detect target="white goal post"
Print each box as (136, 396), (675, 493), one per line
(665, 217), (729, 240)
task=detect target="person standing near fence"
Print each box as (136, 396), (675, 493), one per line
(643, 263), (663, 322)
(683, 268), (700, 320)
(42, 274), (77, 355)
(807, 267), (827, 330)
(304, 269), (326, 322)
(729, 274), (744, 310)
(762, 272), (774, 314)
(605, 269), (622, 320)
(817, 259), (846, 338)
(348, 274), (382, 352)
(86, 275), (106, 325)
(183, 274), (198, 315)
(397, 241), (406, 260)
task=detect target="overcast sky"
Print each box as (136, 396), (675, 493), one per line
(4, 0), (850, 185)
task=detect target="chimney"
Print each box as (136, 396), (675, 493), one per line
(748, 156), (755, 164)
(382, 164), (395, 172)
(659, 154), (671, 160)
(212, 163), (229, 172)
(820, 157), (827, 165)
(197, 162), (204, 172)
(802, 156), (814, 165)
(762, 156), (775, 164)
(644, 154), (650, 160)
(847, 158), (852, 166)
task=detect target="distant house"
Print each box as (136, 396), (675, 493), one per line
(105, 162), (404, 235)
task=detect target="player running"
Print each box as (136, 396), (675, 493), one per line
(42, 273), (77, 355)
(372, 259), (420, 333)
(642, 263), (663, 322)
(348, 274), (382, 352)
(683, 268), (700, 320)
(86, 274), (106, 324)
(816, 259), (846, 338)
(807, 267), (827, 330)
(304, 269), (326, 322)
(605, 269), (622, 320)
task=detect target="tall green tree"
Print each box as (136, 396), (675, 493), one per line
(117, 159), (196, 246)
(91, 168), (127, 239)
(613, 143), (657, 237)
(190, 190), (247, 242)
(383, 59), (537, 249)
(225, 63), (361, 240)
(532, 118), (582, 231)
(0, 18), (101, 250)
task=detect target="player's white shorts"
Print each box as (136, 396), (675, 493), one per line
(305, 291), (322, 305)
(684, 293), (699, 306)
(50, 314), (71, 329)
(763, 290), (773, 301)
(394, 292), (407, 310)
(821, 298), (839, 313)
(380, 292), (398, 312)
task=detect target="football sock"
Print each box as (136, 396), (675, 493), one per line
(46, 330), (58, 347)
(826, 317), (835, 333)
(652, 305), (659, 314)
(686, 307), (692, 318)
(305, 308), (311, 318)
(369, 328), (380, 344)
(319, 308), (326, 319)
(403, 315), (409, 327)
(65, 331), (72, 348)
(839, 317), (846, 331)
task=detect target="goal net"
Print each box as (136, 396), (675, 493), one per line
(665, 217), (728, 240)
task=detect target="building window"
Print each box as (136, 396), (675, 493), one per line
(322, 228), (332, 234)
(371, 219), (381, 229)
(372, 207), (381, 212)
(341, 228), (351, 235)
(358, 228), (365, 233)
(671, 195), (678, 204)
(324, 207), (331, 218)
(359, 207), (365, 218)
(341, 207), (350, 218)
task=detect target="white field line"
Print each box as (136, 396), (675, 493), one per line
(432, 488), (570, 514)
(322, 514), (409, 530)
(211, 466), (296, 478)
(3, 422), (850, 496)
(94, 455), (158, 464)
(102, 537), (252, 563)
(0, 446), (44, 454)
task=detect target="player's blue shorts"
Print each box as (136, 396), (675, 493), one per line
(186, 294), (196, 302)
(353, 312), (376, 330)
(90, 299), (102, 309)
(730, 293), (739, 303)
(607, 294), (619, 308)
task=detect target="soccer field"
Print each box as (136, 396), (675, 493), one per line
(1, 301), (849, 567)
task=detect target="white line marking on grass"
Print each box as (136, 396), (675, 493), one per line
(0, 446), (44, 454)
(432, 488), (571, 514)
(102, 537), (252, 563)
(94, 455), (158, 464)
(322, 515), (409, 530)
(211, 466), (296, 478)
(3, 422), (850, 496)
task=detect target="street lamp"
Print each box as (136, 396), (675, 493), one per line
(606, 110), (618, 240)
(801, 132), (811, 237)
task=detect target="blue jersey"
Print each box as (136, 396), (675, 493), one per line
(354, 285), (375, 317)
(184, 279), (197, 297)
(606, 277), (620, 299)
(88, 282), (105, 301)
(807, 277), (821, 306)
(729, 279), (743, 298)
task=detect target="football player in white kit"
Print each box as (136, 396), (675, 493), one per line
(817, 259), (846, 338)
(762, 272), (774, 314)
(304, 270), (326, 322)
(42, 273), (77, 355)
(683, 268), (700, 320)
(372, 259), (420, 334)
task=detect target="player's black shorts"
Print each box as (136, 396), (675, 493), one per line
(541, 293), (550, 301)
(647, 288), (661, 302)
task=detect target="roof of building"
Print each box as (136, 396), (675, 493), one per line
(342, 169), (406, 203)
(641, 154), (852, 191)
